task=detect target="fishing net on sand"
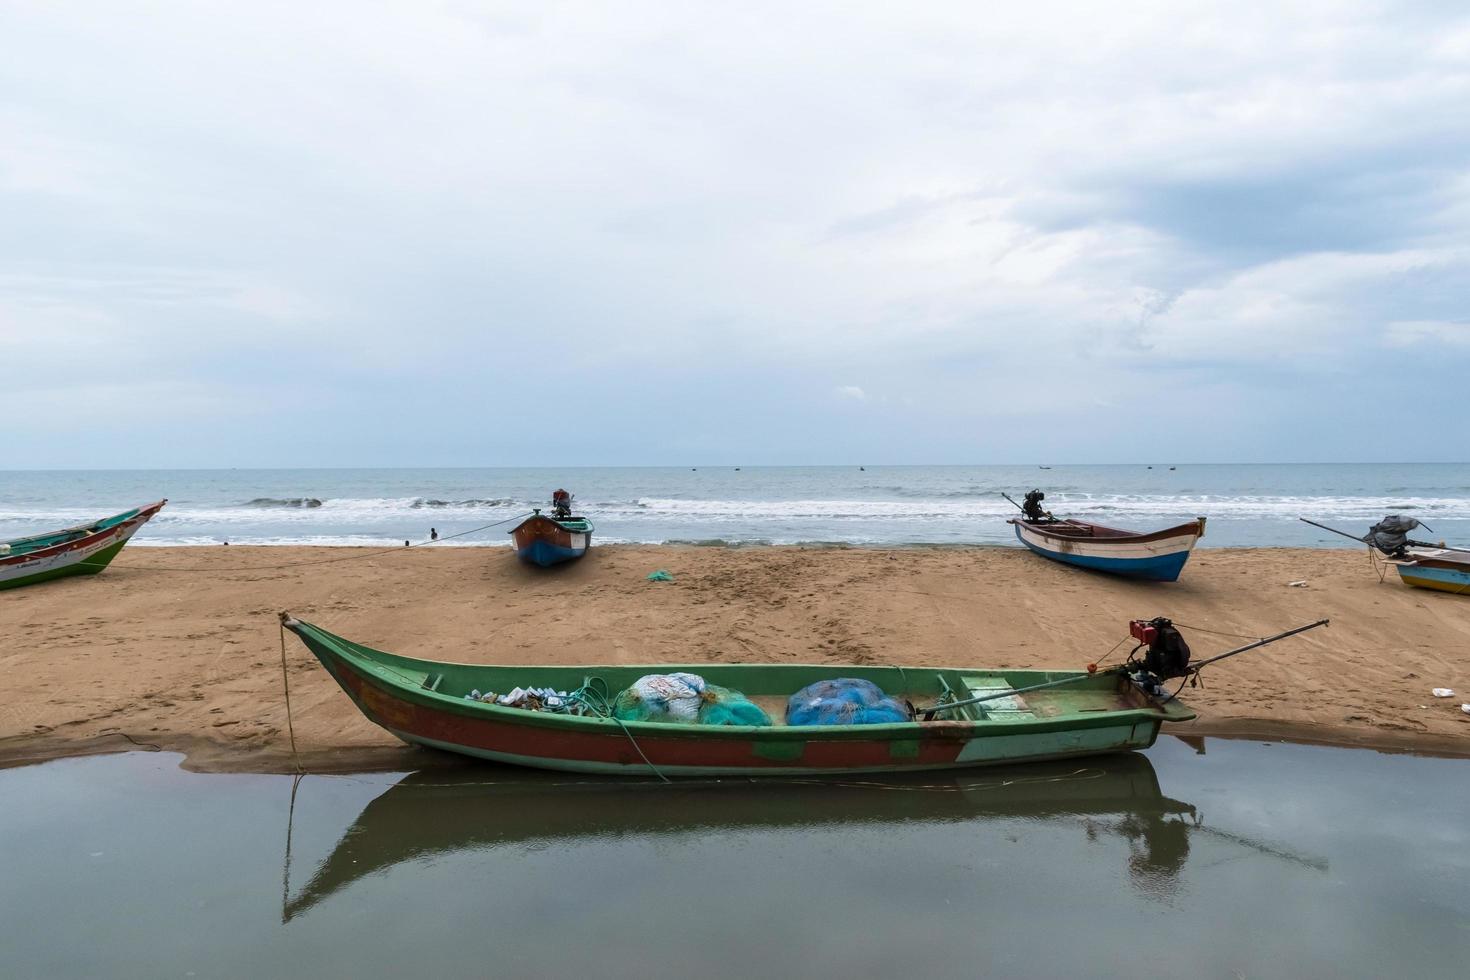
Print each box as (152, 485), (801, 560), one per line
(612, 673), (772, 727)
(786, 678), (910, 726)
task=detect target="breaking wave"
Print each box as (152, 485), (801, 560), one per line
(409, 498), (516, 508)
(6, 464), (1470, 549)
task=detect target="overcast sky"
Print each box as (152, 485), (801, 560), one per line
(2, 1), (1467, 467)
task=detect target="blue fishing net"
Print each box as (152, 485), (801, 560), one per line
(787, 678), (910, 726)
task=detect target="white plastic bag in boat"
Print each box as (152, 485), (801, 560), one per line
(614, 672), (707, 722)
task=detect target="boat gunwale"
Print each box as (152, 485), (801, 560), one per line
(509, 514), (595, 535)
(1007, 517), (1205, 546)
(1398, 551), (1470, 572)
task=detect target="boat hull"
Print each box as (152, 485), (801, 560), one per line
(284, 619), (1194, 777)
(1395, 555), (1470, 595)
(1010, 519), (1204, 582)
(0, 501), (166, 590)
(510, 514), (590, 567)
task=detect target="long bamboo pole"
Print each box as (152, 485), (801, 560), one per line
(919, 619), (1330, 717)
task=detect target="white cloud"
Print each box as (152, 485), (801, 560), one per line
(835, 385), (867, 401)
(1133, 249), (1470, 362)
(1385, 319), (1470, 348)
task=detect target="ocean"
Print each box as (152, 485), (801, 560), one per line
(2, 463), (1468, 549)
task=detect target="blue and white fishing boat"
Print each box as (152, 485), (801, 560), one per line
(1005, 491), (1204, 582)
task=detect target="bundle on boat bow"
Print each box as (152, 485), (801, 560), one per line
(917, 617), (1330, 721)
(1298, 515), (1463, 558)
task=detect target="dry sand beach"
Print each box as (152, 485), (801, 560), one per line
(2, 545), (1467, 771)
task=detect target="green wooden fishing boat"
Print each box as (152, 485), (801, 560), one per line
(0, 501), (166, 591)
(282, 615), (1200, 776)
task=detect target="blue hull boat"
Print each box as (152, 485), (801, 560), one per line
(1009, 517), (1206, 583)
(510, 512), (592, 567)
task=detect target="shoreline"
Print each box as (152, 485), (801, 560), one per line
(125, 540), (1374, 551)
(6, 720), (1468, 777)
(3, 544), (1466, 772)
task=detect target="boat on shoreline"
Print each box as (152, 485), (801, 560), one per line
(1005, 491), (1205, 582)
(1300, 515), (1470, 596)
(0, 500), (167, 591)
(509, 489), (592, 566)
(279, 615), (1196, 776)
(1387, 548), (1470, 595)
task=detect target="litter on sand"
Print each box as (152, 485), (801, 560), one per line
(646, 570), (674, 582)
(1431, 688), (1455, 698)
(1287, 580), (1309, 588)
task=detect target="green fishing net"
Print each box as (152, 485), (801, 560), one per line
(610, 673), (771, 726)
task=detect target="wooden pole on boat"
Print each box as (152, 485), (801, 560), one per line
(920, 666), (1129, 718)
(1298, 517), (1366, 543)
(1300, 517), (1469, 554)
(1185, 619), (1329, 672)
(919, 619), (1330, 718)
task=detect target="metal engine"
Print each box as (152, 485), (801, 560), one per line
(1128, 617), (1192, 680)
(1022, 489), (1048, 522)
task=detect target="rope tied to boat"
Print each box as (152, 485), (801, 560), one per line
(551, 677), (671, 783)
(278, 613), (303, 774)
(1168, 622), (1265, 643)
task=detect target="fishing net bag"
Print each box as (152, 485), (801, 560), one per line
(786, 678), (910, 726)
(697, 685), (772, 727)
(612, 672), (708, 723)
(611, 674), (772, 726)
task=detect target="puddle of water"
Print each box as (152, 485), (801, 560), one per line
(2, 737), (1467, 978)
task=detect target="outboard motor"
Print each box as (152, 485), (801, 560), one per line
(551, 489), (573, 519)
(1127, 617), (1192, 696)
(1131, 618), (1192, 678)
(1366, 515), (1420, 557)
(1022, 489), (1048, 522)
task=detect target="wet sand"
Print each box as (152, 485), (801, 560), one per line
(2, 545), (1467, 771)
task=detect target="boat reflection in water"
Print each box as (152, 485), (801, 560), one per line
(285, 750), (1264, 921)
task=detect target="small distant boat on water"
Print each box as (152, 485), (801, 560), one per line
(0, 500), (166, 591)
(1004, 490), (1205, 582)
(509, 489), (592, 567)
(1301, 516), (1470, 596)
